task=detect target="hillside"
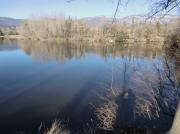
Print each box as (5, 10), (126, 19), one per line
(0, 14), (179, 28)
(81, 14), (179, 26)
(0, 17), (23, 27)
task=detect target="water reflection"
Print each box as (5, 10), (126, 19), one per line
(18, 40), (163, 63)
(0, 39), (18, 51)
(0, 39), (178, 134)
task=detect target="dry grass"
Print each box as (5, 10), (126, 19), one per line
(94, 89), (120, 130)
(135, 97), (160, 119)
(95, 99), (118, 130)
(46, 121), (70, 134)
(95, 89), (120, 130)
(132, 68), (161, 119)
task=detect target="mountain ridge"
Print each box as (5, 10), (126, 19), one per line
(0, 17), (24, 27)
(0, 14), (179, 27)
(81, 14), (180, 26)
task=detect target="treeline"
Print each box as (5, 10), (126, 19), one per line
(18, 17), (97, 41)
(0, 27), (18, 36)
(17, 16), (178, 44)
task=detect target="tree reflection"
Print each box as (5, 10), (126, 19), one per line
(18, 40), (163, 64)
(92, 51), (180, 133)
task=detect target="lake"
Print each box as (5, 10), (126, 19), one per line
(0, 39), (176, 133)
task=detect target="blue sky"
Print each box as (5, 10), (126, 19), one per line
(0, 0), (177, 19)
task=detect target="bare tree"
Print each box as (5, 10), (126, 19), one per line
(113, 0), (180, 21)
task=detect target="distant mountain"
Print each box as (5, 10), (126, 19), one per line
(81, 16), (113, 26)
(81, 14), (180, 26)
(0, 17), (24, 27)
(118, 14), (180, 24)
(0, 15), (179, 28)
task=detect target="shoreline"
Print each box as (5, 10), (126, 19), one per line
(0, 35), (165, 47)
(0, 35), (25, 40)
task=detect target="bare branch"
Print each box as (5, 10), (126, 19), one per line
(112, 0), (121, 23)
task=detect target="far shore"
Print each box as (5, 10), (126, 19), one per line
(0, 35), (24, 40)
(0, 35), (165, 46)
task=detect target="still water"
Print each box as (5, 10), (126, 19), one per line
(0, 40), (175, 133)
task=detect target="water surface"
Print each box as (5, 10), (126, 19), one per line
(0, 40), (174, 133)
